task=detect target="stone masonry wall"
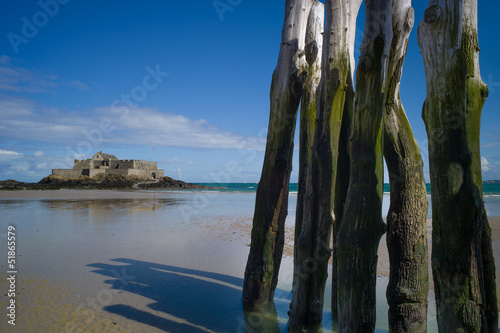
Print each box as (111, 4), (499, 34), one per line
(52, 169), (86, 179)
(53, 157), (163, 180)
(73, 160), (92, 169)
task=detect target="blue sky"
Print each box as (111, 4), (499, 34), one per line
(0, 0), (499, 183)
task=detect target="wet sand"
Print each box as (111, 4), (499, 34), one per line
(1, 190), (499, 332)
(0, 189), (163, 200)
(0, 273), (134, 333)
(190, 214), (500, 305)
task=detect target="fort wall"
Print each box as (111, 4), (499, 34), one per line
(134, 161), (157, 170)
(53, 166), (163, 180)
(73, 160), (92, 169)
(52, 169), (87, 179)
(52, 153), (163, 180)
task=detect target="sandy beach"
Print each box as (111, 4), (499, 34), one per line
(0, 190), (499, 332)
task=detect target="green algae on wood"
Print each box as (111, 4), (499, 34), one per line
(336, 0), (392, 330)
(418, 0), (498, 330)
(242, 0), (315, 305)
(384, 1), (429, 331)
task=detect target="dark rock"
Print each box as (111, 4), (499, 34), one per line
(0, 174), (223, 191)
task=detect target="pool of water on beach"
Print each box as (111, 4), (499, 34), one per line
(0, 189), (499, 332)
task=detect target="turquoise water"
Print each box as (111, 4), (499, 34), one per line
(196, 182), (500, 195)
(193, 183), (500, 218)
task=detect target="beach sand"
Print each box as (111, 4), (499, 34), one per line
(0, 190), (499, 332)
(197, 213), (500, 293)
(0, 189), (157, 200)
(0, 274), (134, 333)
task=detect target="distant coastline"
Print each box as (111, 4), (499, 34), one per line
(484, 180), (500, 184)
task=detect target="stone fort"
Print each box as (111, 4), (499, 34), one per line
(52, 151), (164, 180)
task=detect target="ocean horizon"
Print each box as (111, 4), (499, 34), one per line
(194, 182), (500, 196)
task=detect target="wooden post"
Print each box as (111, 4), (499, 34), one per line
(336, 0), (392, 330)
(289, 0), (325, 327)
(295, 0), (324, 274)
(332, 70), (354, 320)
(462, 0), (498, 328)
(418, 0), (497, 330)
(331, 0), (362, 319)
(384, 1), (429, 331)
(289, 0), (361, 328)
(242, 0), (314, 305)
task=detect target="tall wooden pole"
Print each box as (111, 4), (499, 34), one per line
(331, 0), (362, 319)
(336, 0), (393, 330)
(289, 0), (361, 328)
(294, 1), (324, 280)
(418, 0), (497, 330)
(242, 0), (314, 305)
(384, 1), (429, 331)
(462, 0), (498, 328)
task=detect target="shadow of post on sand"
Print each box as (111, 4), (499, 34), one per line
(87, 258), (287, 332)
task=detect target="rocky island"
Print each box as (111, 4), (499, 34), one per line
(0, 174), (222, 191)
(0, 151), (223, 191)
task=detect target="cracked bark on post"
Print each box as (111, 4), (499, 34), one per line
(463, 0), (498, 329)
(289, 0), (360, 328)
(384, 1), (429, 331)
(331, 0), (362, 319)
(295, 0), (324, 276)
(242, 0), (313, 305)
(292, 1), (324, 323)
(289, 1), (325, 329)
(336, 0), (392, 331)
(418, 0), (497, 330)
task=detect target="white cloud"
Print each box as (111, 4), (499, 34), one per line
(0, 95), (95, 143)
(0, 94), (36, 116)
(483, 142), (500, 149)
(65, 80), (89, 90)
(34, 150), (44, 158)
(0, 150), (23, 159)
(36, 162), (48, 170)
(100, 106), (263, 150)
(0, 56), (88, 93)
(482, 157), (490, 172)
(0, 151), (74, 182)
(0, 63), (58, 93)
(0, 55), (10, 65)
(10, 162), (30, 173)
(187, 161), (195, 165)
(0, 95), (264, 151)
(168, 157), (180, 163)
(171, 168), (183, 178)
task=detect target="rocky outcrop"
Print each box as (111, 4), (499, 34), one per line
(0, 174), (221, 191)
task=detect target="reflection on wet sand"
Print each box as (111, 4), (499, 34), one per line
(39, 198), (182, 216)
(243, 302), (281, 333)
(88, 258), (291, 333)
(1, 190), (498, 332)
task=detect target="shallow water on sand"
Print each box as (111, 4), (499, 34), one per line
(0, 190), (498, 332)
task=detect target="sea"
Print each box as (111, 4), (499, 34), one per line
(196, 182), (500, 195)
(0, 184), (499, 332)
(194, 182), (500, 218)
